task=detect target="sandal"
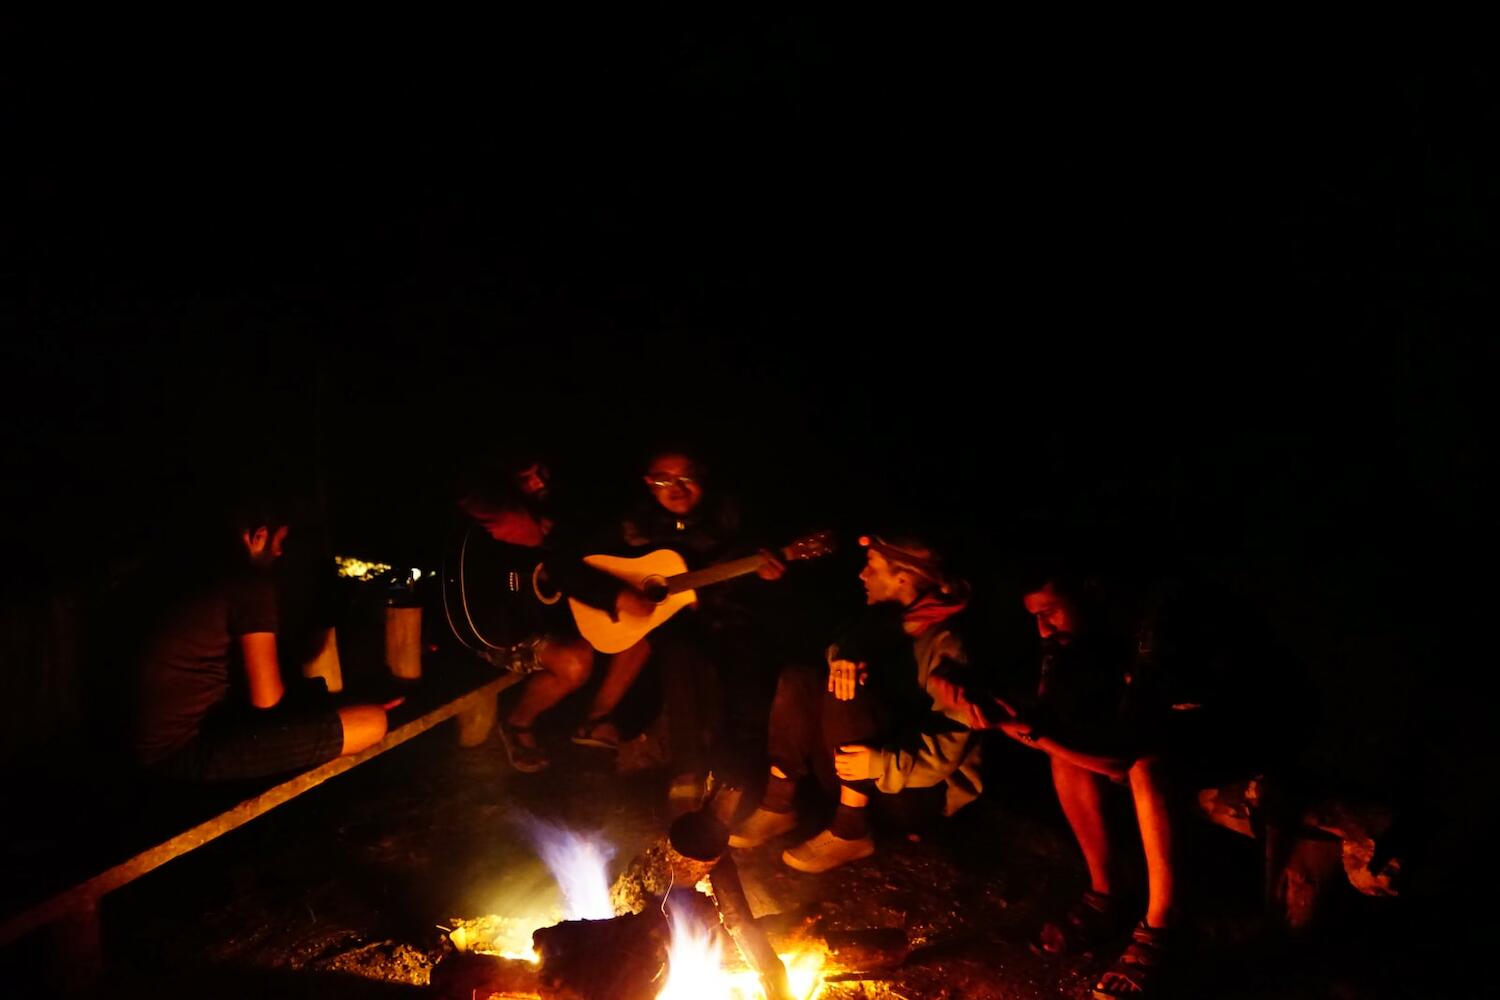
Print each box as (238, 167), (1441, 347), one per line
(571, 715), (621, 750)
(1092, 922), (1174, 999)
(1032, 890), (1128, 957)
(500, 722), (550, 773)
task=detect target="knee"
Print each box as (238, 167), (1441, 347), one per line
(338, 705), (388, 755)
(773, 662), (819, 705)
(1128, 754), (1172, 796)
(548, 641), (595, 691)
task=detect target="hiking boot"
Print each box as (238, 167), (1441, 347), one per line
(728, 808), (797, 849)
(499, 722), (550, 773)
(781, 829), (875, 873)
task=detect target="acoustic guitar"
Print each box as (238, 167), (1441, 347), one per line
(566, 531), (836, 653)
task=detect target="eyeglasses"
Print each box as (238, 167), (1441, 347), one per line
(646, 476), (697, 490)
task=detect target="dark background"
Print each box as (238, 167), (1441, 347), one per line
(2, 19), (1493, 888)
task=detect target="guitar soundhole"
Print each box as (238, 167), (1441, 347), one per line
(640, 576), (669, 603)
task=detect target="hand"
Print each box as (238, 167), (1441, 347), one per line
(756, 549), (787, 581)
(997, 718), (1040, 745)
(834, 744), (874, 782)
(827, 658), (868, 701)
(615, 588), (657, 618)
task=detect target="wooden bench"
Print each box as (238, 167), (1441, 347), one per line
(0, 665), (522, 992)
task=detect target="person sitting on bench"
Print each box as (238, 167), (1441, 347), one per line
(130, 496), (392, 782)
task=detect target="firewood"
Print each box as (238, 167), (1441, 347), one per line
(430, 951), (541, 999)
(710, 856), (794, 1000)
(532, 911), (668, 1000)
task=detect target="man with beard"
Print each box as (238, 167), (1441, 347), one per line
(457, 454), (651, 773)
(976, 568), (1282, 1000)
(132, 497), (393, 781)
(728, 533), (982, 873)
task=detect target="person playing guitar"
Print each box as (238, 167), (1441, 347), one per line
(454, 453), (652, 773)
(580, 446), (789, 812)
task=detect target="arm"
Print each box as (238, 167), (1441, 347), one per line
(540, 554), (630, 613)
(240, 631), (285, 709)
(994, 716), (1133, 780)
(842, 724), (976, 793)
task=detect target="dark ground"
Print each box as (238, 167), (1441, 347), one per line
(15, 692), (1439, 1000)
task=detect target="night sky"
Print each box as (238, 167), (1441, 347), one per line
(3, 23), (1493, 812)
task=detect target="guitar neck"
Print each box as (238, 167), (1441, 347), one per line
(666, 553), (773, 595)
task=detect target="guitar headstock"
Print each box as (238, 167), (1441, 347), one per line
(781, 530), (837, 562)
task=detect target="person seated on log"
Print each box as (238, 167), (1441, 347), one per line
(572, 445), (786, 812)
(130, 494), (393, 782)
(973, 564), (1292, 1000)
(456, 452), (652, 774)
(728, 532), (982, 873)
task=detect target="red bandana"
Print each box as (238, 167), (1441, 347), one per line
(902, 591), (969, 635)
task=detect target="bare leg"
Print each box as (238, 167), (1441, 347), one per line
(1129, 756), (1177, 927)
(1052, 755), (1116, 896)
(839, 785), (869, 809)
(506, 638), (594, 742)
(337, 704), (389, 755)
(586, 638), (651, 719)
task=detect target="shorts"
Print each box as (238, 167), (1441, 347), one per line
(155, 703), (345, 782)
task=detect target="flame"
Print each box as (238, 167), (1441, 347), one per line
(658, 907), (735, 1000)
(519, 817), (616, 920)
(656, 894), (824, 1000)
(452, 817), (825, 998)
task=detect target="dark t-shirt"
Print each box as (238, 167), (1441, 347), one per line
(131, 569), (279, 765)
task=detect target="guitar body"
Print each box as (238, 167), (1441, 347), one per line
(568, 549), (698, 653)
(441, 524), (554, 654)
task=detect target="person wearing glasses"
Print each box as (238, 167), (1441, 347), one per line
(571, 447), (785, 811)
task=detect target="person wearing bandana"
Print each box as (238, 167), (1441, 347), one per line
(728, 533), (983, 873)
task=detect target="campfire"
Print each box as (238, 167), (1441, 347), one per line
(432, 785), (898, 1000)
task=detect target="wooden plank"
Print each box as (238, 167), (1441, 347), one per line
(0, 672), (522, 945)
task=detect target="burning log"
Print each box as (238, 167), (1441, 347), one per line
(711, 856), (795, 1000)
(666, 806), (796, 1000)
(430, 951), (542, 999)
(532, 911), (669, 1000)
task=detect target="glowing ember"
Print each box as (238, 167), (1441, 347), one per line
(445, 913), (551, 963)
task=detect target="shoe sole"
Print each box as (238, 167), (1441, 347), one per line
(781, 843), (874, 873)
